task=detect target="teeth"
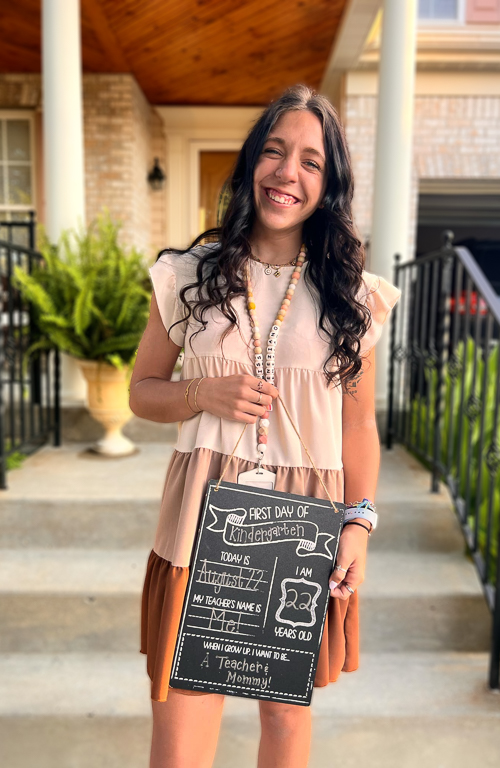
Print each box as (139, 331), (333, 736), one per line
(267, 189), (296, 206)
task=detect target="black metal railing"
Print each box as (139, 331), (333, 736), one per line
(387, 232), (500, 690)
(0, 221), (60, 489)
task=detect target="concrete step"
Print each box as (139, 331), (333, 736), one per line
(2, 713), (499, 768)
(0, 653), (498, 768)
(0, 549), (483, 596)
(0, 493), (466, 551)
(0, 592), (491, 654)
(0, 501), (159, 548)
(0, 651), (497, 718)
(2, 443), (172, 501)
(0, 549), (491, 654)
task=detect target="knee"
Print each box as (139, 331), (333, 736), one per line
(259, 701), (308, 738)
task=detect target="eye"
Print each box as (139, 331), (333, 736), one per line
(263, 147), (281, 156)
(304, 160), (321, 171)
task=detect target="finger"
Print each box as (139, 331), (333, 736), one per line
(330, 582), (354, 600)
(235, 398), (267, 419)
(329, 564), (350, 583)
(253, 378), (279, 399)
(246, 387), (273, 408)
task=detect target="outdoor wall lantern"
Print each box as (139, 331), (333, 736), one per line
(147, 158), (166, 190)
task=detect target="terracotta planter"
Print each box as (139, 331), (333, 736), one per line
(78, 360), (136, 457)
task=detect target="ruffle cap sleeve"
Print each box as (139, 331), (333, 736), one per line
(358, 270), (402, 355)
(149, 252), (189, 347)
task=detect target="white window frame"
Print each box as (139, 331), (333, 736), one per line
(418, 0), (466, 25)
(0, 110), (37, 219)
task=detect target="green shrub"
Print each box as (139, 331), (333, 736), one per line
(409, 336), (499, 578)
(13, 212), (151, 369)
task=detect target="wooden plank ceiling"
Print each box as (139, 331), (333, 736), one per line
(1, 0), (347, 105)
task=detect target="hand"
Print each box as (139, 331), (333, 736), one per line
(196, 374), (279, 424)
(329, 523), (369, 600)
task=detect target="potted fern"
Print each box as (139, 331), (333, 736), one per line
(14, 212), (151, 456)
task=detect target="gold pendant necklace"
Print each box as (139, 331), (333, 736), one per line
(251, 251), (304, 278)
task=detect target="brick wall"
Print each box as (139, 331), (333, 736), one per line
(83, 74), (166, 256)
(346, 94), (500, 259)
(0, 73), (166, 256)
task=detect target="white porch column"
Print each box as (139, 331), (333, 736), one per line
(370, 0), (417, 410)
(42, 0), (86, 404)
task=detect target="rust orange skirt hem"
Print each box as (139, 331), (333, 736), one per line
(141, 548), (359, 703)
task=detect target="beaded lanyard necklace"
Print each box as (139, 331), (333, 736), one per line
(213, 245), (340, 514)
(244, 245), (306, 466)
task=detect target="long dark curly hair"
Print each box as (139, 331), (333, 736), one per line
(162, 84), (372, 390)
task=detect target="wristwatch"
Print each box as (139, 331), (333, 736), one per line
(343, 505), (378, 531)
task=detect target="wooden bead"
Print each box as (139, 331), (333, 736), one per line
(292, 271), (300, 279)
(255, 346), (262, 354)
(258, 435), (268, 444)
(258, 427), (268, 435)
(248, 302), (255, 309)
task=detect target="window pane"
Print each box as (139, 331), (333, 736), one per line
(7, 165), (32, 205)
(435, 0), (458, 17)
(419, 0), (458, 17)
(419, 0), (432, 17)
(7, 120), (31, 162)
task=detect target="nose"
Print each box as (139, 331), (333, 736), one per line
(276, 153), (299, 184)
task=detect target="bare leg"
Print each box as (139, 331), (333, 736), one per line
(150, 689), (225, 768)
(257, 700), (312, 768)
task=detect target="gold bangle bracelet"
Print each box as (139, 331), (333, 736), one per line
(184, 378), (198, 414)
(193, 376), (205, 413)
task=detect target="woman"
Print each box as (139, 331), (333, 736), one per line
(130, 84), (401, 768)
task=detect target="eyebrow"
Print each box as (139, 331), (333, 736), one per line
(265, 135), (325, 163)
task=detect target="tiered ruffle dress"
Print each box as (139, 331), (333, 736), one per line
(140, 247), (401, 702)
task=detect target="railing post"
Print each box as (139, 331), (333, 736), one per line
(53, 348), (61, 447)
(386, 253), (400, 449)
(490, 546), (500, 689)
(431, 251), (453, 493)
(0, 284), (5, 490)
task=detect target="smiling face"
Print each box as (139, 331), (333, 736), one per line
(252, 109), (327, 241)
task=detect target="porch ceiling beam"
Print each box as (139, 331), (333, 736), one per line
(82, 0), (129, 72)
(319, 0), (382, 104)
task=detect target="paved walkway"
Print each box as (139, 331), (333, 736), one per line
(0, 442), (498, 767)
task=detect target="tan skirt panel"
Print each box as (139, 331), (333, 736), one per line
(155, 446), (346, 566)
(141, 549), (359, 703)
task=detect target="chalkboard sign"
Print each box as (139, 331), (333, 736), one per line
(170, 479), (345, 706)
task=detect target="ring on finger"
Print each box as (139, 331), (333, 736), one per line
(257, 392), (262, 404)
(334, 565), (348, 574)
(344, 584), (355, 595)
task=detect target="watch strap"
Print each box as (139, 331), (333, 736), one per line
(343, 506), (378, 530)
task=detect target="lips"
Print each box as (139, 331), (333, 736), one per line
(265, 187), (301, 206)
